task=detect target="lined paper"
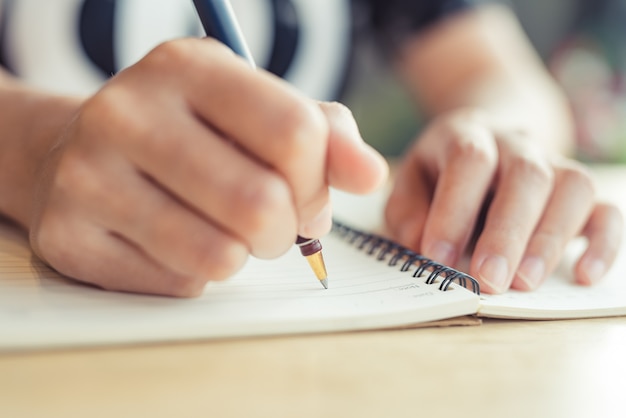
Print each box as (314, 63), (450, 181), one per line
(0, 222), (479, 351)
(478, 239), (626, 319)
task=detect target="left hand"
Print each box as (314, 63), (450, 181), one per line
(384, 109), (623, 294)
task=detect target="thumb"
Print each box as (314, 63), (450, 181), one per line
(319, 102), (388, 194)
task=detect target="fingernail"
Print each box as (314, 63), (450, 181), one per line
(427, 241), (456, 267)
(478, 255), (509, 293)
(516, 256), (545, 290)
(580, 257), (606, 284)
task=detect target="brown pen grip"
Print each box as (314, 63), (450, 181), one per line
(296, 236), (322, 256)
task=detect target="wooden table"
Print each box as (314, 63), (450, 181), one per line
(2, 317), (626, 418)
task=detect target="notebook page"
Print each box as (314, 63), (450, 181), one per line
(331, 167), (626, 320)
(478, 166), (626, 319)
(0, 222), (479, 351)
(477, 238), (626, 319)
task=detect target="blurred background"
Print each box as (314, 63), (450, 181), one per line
(343, 0), (626, 164)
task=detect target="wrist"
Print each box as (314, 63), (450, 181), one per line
(0, 82), (82, 228)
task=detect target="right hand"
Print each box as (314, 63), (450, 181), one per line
(28, 38), (388, 297)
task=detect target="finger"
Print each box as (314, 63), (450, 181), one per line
(470, 140), (554, 294)
(384, 154), (432, 250)
(511, 161), (595, 290)
(320, 102), (388, 194)
(575, 203), (623, 285)
(34, 218), (216, 297)
(418, 117), (498, 267)
(91, 97), (299, 259)
(109, 38), (327, 228)
(38, 141), (255, 280)
(151, 38), (330, 224)
(301, 101), (388, 238)
(102, 170), (251, 281)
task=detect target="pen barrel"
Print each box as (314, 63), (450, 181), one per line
(192, 0), (256, 67)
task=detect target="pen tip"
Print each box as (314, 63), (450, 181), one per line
(320, 278), (328, 289)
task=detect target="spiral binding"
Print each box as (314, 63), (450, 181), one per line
(332, 220), (480, 295)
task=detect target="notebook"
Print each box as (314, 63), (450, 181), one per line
(1, 168), (625, 351)
(0, 219), (482, 351)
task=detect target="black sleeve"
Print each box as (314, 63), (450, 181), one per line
(355, 0), (479, 51)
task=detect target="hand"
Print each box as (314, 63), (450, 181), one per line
(29, 38), (388, 297)
(384, 109), (623, 294)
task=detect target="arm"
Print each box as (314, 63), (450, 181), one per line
(0, 69), (81, 227)
(0, 40), (387, 297)
(396, 4), (572, 154)
(384, 4), (623, 293)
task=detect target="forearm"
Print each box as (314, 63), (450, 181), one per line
(384, 5), (621, 295)
(0, 70), (81, 228)
(395, 4), (574, 155)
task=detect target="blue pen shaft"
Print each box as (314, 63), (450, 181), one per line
(192, 0), (256, 68)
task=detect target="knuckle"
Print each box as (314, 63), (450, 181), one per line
(448, 133), (497, 166)
(274, 100), (328, 161)
(558, 162), (595, 195)
(141, 38), (232, 80)
(437, 115), (497, 168)
(509, 155), (554, 188)
(598, 202), (623, 222)
(54, 150), (102, 200)
(31, 213), (72, 267)
(528, 230), (561, 259)
(79, 89), (119, 131)
(172, 243), (248, 298)
(201, 37), (236, 58)
(457, 107), (488, 121)
(86, 91), (172, 158)
(234, 173), (293, 233)
(81, 88), (148, 148)
(325, 101), (354, 119)
(200, 241), (249, 282)
(143, 39), (195, 71)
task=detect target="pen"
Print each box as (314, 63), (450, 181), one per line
(192, 0), (329, 289)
